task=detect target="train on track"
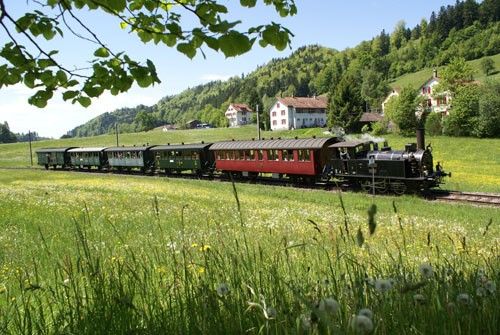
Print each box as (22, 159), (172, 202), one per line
(36, 129), (449, 194)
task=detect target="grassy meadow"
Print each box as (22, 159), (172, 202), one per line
(0, 127), (499, 333)
(0, 167), (498, 334)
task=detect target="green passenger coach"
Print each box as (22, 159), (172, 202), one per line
(68, 147), (108, 170)
(104, 146), (156, 171)
(151, 143), (214, 175)
(36, 147), (76, 169)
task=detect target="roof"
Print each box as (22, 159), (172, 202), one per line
(276, 96), (327, 109)
(330, 140), (370, 148)
(68, 147), (108, 153)
(210, 137), (338, 150)
(360, 113), (383, 122)
(104, 146), (156, 152)
(151, 143), (213, 151)
(230, 103), (253, 112)
(36, 147), (77, 153)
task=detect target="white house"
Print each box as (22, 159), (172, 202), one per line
(269, 96), (328, 131)
(382, 70), (452, 115)
(225, 103), (254, 127)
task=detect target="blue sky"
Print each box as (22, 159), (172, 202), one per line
(0, 0), (456, 137)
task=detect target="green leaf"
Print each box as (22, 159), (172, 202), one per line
(77, 96), (92, 107)
(240, 0), (257, 7)
(24, 72), (36, 88)
(176, 43), (196, 59)
(218, 31), (252, 57)
(107, 0), (126, 11)
(94, 47), (110, 58)
(203, 36), (219, 51)
(162, 34), (177, 47)
(119, 21), (128, 29)
(62, 90), (79, 101)
(56, 70), (68, 84)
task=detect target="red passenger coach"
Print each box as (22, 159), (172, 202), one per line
(209, 137), (338, 180)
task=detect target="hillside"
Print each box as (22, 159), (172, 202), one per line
(69, 0), (500, 137)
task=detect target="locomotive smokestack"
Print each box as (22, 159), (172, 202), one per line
(416, 128), (425, 150)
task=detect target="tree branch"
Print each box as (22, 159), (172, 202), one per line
(3, 11), (88, 78)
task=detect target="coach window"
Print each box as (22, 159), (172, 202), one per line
(257, 150), (264, 160)
(282, 149), (293, 161)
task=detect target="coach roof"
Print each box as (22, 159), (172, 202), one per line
(151, 143), (212, 151)
(68, 147), (108, 153)
(210, 137), (337, 150)
(104, 145), (156, 152)
(36, 147), (77, 153)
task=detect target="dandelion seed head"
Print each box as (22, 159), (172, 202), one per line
(419, 263), (434, 279)
(265, 306), (277, 319)
(299, 314), (311, 331)
(484, 280), (496, 294)
(413, 294), (426, 305)
(456, 293), (471, 305)
(375, 279), (392, 292)
(318, 297), (340, 315)
(358, 308), (373, 319)
(216, 283), (230, 297)
(476, 287), (486, 297)
(351, 315), (374, 334)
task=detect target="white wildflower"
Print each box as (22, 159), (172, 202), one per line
(456, 293), (471, 305)
(63, 278), (70, 286)
(358, 308), (373, 320)
(413, 294), (426, 305)
(374, 279), (392, 293)
(264, 306), (277, 319)
(216, 283), (230, 297)
(419, 263), (434, 279)
(318, 297), (340, 315)
(351, 315), (374, 334)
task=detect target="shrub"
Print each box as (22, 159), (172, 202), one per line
(425, 112), (443, 136)
(371, 118), (389, 135)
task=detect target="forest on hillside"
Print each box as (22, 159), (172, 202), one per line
(69, 0), (500, 138)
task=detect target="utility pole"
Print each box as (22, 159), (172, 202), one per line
(256, 104), (261, 140)
(115, 123), (119, 146)
(28, 130), (33, 166)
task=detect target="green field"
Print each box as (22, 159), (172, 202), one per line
(0, 127), (499, 333)
(0, 169), (498, 334)
(1, 126), (499, 192)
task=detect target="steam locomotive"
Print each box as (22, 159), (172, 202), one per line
(36, 129), (449, 194)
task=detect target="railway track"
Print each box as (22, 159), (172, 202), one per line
(2, 167), (499, 206)
(431, 190), (500, 207)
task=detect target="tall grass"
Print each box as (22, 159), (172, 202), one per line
(0, 172), (497, 334)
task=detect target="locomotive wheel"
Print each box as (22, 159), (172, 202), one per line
(391, 182), (407, 195)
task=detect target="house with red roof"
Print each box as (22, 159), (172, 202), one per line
(225, 103), (254, 127)
(270, 96), (328, 131)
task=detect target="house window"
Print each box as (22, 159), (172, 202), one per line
(272, 120), (277, 125)
(427, 99), (432, 107)
(272, 111), (276, 117)
(281, 110), (286, 116)
(276, 102), (280, 108)
(281, 119), (286, 125)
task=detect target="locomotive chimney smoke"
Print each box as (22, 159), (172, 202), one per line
(416, 128), (425, 150)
